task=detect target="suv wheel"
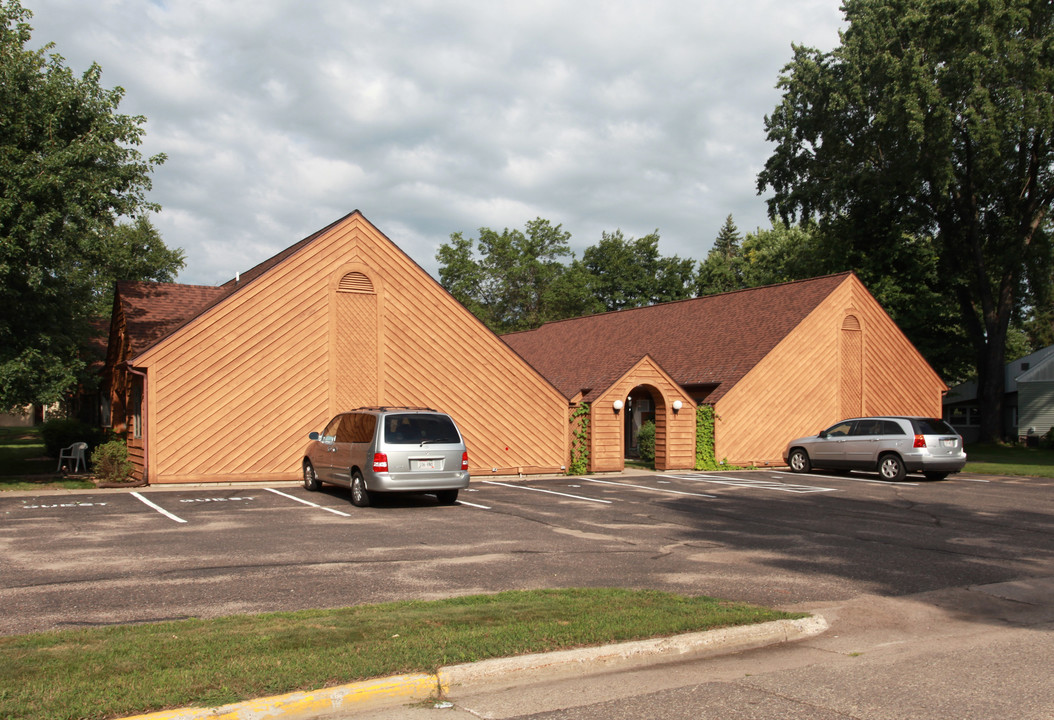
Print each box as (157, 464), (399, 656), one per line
(302, 461), (320, 491)
(878, 453), (907, 482)
(350, 470), (371, 507)
(788, 448), (811, 473)
(435, 489), (459, 505)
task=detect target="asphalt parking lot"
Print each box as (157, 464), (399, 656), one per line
(3, 468), (1054, 637)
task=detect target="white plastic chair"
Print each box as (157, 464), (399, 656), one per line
(57, 442), (88, 473)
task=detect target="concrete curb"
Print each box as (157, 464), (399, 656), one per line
(117, 615), (828, 720)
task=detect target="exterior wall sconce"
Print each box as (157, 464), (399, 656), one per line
(613, 399), (624, 413)
(672, 400), (683, 413)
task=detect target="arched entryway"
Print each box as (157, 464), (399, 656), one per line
(622, 384), (669, 468)
(588, 356), (696, 473)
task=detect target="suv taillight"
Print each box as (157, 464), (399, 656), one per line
(913, 434), (926, 448)
(372, 453), (389, 471)
(461, 451), (469, 471)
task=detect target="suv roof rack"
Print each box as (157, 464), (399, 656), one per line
(348, 406), (439, 413)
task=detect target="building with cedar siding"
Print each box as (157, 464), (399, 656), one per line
(102, 211), (947, 484)
(504, 272), (948, 471)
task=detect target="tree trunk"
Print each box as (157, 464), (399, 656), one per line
(975, 341), (1007, 443)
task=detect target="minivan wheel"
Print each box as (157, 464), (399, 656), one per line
(350, 471), (371, 507)
(435, 489), (459, 505)
(878, 454), (907, 482)
(788, 448), (811, 473)
(302, 460), (320, 491)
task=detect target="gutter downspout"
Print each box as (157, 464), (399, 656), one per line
(127, 365), (149, 484)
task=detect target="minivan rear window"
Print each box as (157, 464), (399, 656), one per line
(384, 414), (461, 445)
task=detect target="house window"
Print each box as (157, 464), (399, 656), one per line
(946, 407), (979, 426)
(100, 395), (112, 428)
(131, 383), (143, 440)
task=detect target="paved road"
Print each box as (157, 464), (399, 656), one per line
(3, 469), (1054, 717)
(2, 469), (1052, 635)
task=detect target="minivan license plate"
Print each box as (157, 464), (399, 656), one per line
(412, 459), (441, 471)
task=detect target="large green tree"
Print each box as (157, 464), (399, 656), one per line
(695, 215), (744, 296)
(0, 1), (179, 408)
(437, 218), (587, 333)
(582, 229), (695, 312)
(758, 0), (1054, 441)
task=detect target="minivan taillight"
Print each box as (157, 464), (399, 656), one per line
(372, 453), (389, 471)
(461, 451), (469, 471)
(913, 434), (926, 448)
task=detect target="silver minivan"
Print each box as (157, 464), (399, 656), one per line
(783, 416), (966, 481)
(302, 407), (470, 507)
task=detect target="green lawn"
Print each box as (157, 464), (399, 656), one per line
(0, 427), (94, 490)
(963, 442), (1054, 478)
(0, 588), (801, 720)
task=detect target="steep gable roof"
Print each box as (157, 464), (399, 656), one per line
(503, 273), (852, 403)
(1016, 348), (1054, 383)
(116, 281), (228, 356)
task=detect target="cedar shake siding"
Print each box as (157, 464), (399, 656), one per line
(114, 212), (569, 484)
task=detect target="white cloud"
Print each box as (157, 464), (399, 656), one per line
(24, 0), (845, 285)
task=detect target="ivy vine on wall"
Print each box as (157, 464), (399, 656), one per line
(695, 404), (718, 470)
(568, 403), (591, 475)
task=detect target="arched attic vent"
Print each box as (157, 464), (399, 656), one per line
(338, 271), (375, 295)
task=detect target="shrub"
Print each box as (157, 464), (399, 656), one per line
(1042, 427), (1054, 449)
(91, 440), (134, 483)
(637, 420), (655, 462)
(40, 418), (106, 458)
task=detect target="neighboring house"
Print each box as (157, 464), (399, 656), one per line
(943, 345), (1054, 443)
(102, 211), (948, 483)
(0, 405), (46, 427)
(505, 272), (947, 470)
(1017, 352), (1054, 441)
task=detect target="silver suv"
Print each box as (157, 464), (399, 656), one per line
(302, 407), (470, 507)
(783, 416), (966, 481)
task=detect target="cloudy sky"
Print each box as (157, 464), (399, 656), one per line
(26, 0), (845, 286)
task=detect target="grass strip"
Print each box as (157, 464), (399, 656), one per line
(0, 588), (801, 720)
(964, 443), (1054, 478)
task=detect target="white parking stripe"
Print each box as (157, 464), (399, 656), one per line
(836, 475), (918, 487)
(663, 474), (838, 494)
(586, 477), (716, 498)
(759, 471), (919, 487)
(265, 488), (353, 517)
(481, 480), (613, 504)
(456, 500), (492, 509)
(131, 492), (187, 523)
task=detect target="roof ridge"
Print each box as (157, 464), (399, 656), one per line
(118, 279), (225, 291)
(504, 271), (854, 337)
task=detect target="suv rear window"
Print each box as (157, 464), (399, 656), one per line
(913, 418), (958, 435)
(383, 414), (461, 445)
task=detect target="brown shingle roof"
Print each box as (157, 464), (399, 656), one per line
(117, 281), (229, 356)
(502, 273), (852, 403)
